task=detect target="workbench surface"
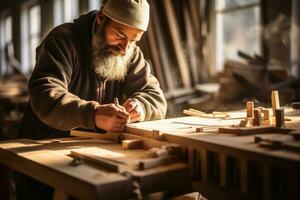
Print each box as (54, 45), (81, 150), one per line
(0, 138), (189, 200)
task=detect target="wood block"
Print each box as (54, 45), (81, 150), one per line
(253, 109), (261, 126)
(146, 148), (168, 158)
(239, 118), (253, 127)
(271, 90), (280, 116)
(246, 101), (254, 118)
(122, 139), (143, 150)
(292, 102), (300, 109)
(261, 108), (271, 120)
(138, 155), (181, 170)
(259, 109), (270, 126)
(162, 144), (181, 155)
(275, 108), (285, 128)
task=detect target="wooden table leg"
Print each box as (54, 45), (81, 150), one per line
(53, 189), (68, 200)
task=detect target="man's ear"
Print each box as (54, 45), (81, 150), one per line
(96, 11), (105, 25)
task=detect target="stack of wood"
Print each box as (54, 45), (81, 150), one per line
(139, 0), (211, 101)
(218, 51), (296, 103)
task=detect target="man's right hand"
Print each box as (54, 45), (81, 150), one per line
(94, 104), (130, 132)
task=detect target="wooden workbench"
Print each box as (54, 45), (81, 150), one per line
(1, 108), (299, 200)
(123, 109), (300, 200)
(0, 138), (190, 200)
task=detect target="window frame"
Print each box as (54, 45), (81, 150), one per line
(20, 0), (41, 74)
(212, 0), (262, 72)
(54, 0), (79, 26)
(0, 11), (13, 75)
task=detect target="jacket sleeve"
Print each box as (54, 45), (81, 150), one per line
(124, 47), (167, 121)
(28, 28), (99, 131)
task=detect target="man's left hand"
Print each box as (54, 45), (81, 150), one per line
(123, 98), (145, 123)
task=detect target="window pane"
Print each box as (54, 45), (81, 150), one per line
(30, 37), (39, 67)
(54, 0), (64, 26)
(29, 5), (41, 35)
(216, 0), (259, 11)
(89, 0), (101, 11)
(4, 16), (12, 42)
(64, 0), (79, 22)
(215, 6), (261, 71)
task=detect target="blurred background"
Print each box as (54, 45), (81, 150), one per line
(0, 0), (299, 140)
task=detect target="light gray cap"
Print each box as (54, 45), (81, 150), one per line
(102, 0), (150, 31)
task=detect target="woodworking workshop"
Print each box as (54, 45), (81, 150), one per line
(0, 0), (300, 200)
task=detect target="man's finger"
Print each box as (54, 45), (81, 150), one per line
(129, 115), (140, 123)
(110, 126), (124, 132)
(117, 110), (130, 120)
(123, 99), (137, 113)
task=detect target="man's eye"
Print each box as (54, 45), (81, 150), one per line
(115, 33), (124, 39)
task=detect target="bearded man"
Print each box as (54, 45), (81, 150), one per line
(16, 0), (167, 199)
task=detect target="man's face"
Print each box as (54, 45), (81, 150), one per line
(104, 19), (144, 55)
(90, 14), (144, 81)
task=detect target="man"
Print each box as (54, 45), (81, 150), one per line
(16, 0), (167, 199)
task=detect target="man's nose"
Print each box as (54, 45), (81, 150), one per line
(120, 39), (130, 54)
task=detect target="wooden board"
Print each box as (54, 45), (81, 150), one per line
(0, 138), (189, 199)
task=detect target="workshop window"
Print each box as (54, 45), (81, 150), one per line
(0, 14), (12, 75)
(21, 3), (41, 73)
(89, 0), (102, 11)
(54, 0), (79, 26)
(214, 0), (261, 71)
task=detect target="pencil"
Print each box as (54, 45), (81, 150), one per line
(114, 98), (119, 105)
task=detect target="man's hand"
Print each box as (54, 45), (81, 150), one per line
(95, 104), (130, 132)
(123, 98), (145, 123)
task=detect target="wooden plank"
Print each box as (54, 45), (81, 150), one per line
(183, 0), (199, 84)
(70, 130), (118, 141)
(218, 126), (294, 135)
(219, 127), (274, 135)
(146, 13), (167, 91)
(70, 150), (124, 172)
(0, 148), (132, 199)
(148, 1), (174, 91)
(163, 0), (191, 88)
(119, 133), (171, 150)
(124, 126), (162, 140)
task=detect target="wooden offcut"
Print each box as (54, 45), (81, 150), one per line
(246, 101), (254, 118)
(271, 90), (280, 116)
(70, 130), (118, 141)
(261, 108), (271, 126)
(122, 139), (143, 150)
(253, 109), (262, 126)
(275, 108), (285, 128)
(138, 155), (180, 170)
(70, 150), (122, 172)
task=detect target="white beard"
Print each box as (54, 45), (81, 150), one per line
(90, 27), (135, 81)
